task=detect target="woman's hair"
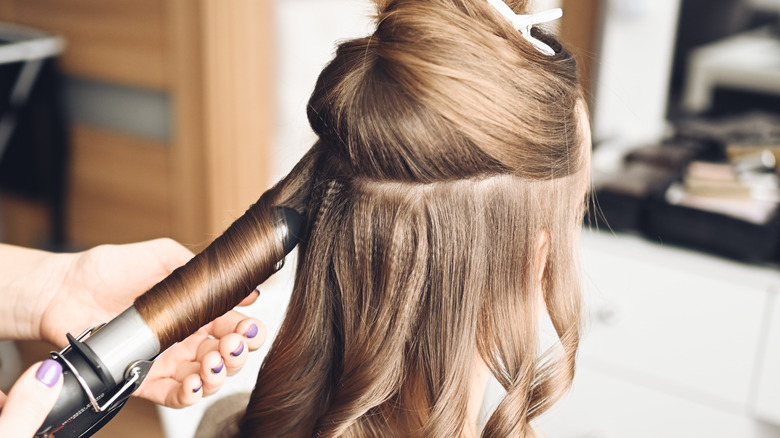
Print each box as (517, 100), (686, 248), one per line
(136, 0), (588, 436)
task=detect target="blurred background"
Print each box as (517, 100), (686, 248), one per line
(0, 0), (779, 437)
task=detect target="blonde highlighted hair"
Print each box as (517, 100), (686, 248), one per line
(138, 0), (588, 436)
(240, 0), (587, 436)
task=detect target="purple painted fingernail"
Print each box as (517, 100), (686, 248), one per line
(193, 379), (203, 393)
(36, 359), (63, 388)
(231, 342), (245, 357)
(211, 358), (225, 374)
(245, 324), (258, 339)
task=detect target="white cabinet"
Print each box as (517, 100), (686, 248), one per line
(756, 294), (780, 425)
(539, 367), (780, 438)
(537, 231), (780, 437)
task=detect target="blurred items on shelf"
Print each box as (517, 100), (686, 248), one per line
(590, 112), (780, 263)
(669, 0), (780, 119)
(681, 27), (780, 115)
(0, 22), (66, 248)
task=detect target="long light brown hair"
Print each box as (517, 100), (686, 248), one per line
(136, 0), (588, 436)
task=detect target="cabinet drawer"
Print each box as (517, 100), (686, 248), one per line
(755, 293), (780, 425)
(537, 367), (777, 438)
(579, 232), (772, 407)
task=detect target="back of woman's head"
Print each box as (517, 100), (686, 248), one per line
(308, 0), (583, 182)
(238, 0), (589, 436)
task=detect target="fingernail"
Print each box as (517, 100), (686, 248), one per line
(253, 287), (261, 295)
(231, 342), (245, 357)
(193, 379), (203, 393)
(36, 359), (63, 388)
(211, 358), (225, 374)
(245, 324), (259, 339)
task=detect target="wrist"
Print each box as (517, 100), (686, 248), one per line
(0, 244), (70, 342)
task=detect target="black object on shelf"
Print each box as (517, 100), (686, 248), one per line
(0, 23), (67, 247)
(588, 162), (680, 232)
(591, 128), (780, 264)
(644, 195), (780, 263)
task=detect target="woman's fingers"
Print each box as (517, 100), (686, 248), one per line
(208, 312), (266, 351)
(237, 288), (260, 306)
(167, 374), (204, 408)
(134, 314), (267, 408)
(0, 360), (64, 437)
(218, 333), (248, 377)
(141, 374), (204, 409)
(236, 318), (266, 351)
(199, 350), (227, 396)
(165, 335), (245, 404)
(195, 338), (220, 362)
(174, 361), (201, 382)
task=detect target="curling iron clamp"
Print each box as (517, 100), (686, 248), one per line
(35, 207), (303, 438)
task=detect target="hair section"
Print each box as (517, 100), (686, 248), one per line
(236, 0), (588, 436)
(133, 148), (321, 350)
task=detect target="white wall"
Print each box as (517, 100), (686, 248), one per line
(592, 0), (681, 148)
(271, 0), (375, 183)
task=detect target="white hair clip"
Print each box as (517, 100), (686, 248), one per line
(486, 0), (562, 56)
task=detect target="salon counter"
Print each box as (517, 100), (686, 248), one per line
(537, 230), (780, 437)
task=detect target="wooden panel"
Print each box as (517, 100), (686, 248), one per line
(0, 193), (49, 247)
(201, 0), (275, 234)
(7, 0), (167, 90)
(67, 125), (172, 246)
(0, 2), (15, 19)
(561, 0), (600, 100)
(164, 0), (209, 248)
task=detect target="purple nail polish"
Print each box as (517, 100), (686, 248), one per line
(245, 324), (259, 339)
(193, 380), (203, 393)
(36, 359), (63, 388)
(231, 342), (245, 357)
(211, 358), (225, 374)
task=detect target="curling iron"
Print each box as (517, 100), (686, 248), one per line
(34, 207), (303, 438)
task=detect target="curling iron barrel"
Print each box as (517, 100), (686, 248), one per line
(35, 207), (303, 438)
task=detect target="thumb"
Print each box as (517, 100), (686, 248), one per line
(0, 359), (63, 437)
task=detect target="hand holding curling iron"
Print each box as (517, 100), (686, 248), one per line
(0, 238), (268, 436)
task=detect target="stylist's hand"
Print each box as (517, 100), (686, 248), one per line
(37, 238), (195, 346)
(30, 238), (266, 408)
(0, 360), (64, 437)
(134, 299), (267, 407)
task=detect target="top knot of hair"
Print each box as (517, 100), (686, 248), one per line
(307, 0), (583, 183)
(372, 0), (531, 17)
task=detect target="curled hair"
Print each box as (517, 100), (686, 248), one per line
(137, 0), (587, 436)
(237, 0), (587, 436)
